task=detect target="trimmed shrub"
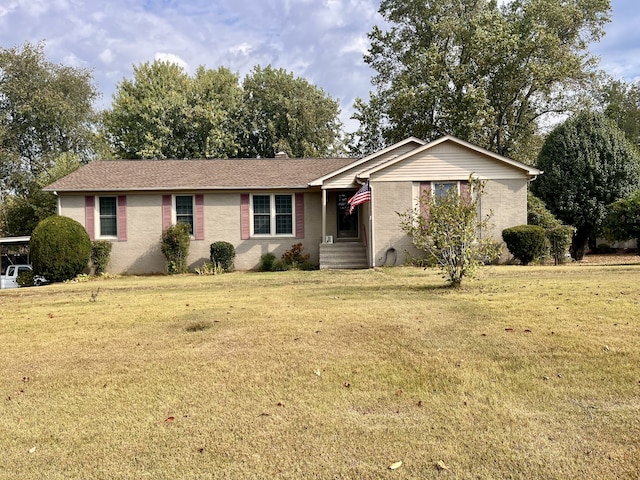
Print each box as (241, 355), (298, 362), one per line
(547, 225), (574, 264)
(91, 240), (113, 274)
(259, 252), (277, 272)
(281, 243), (313, 270)
(210, 241), (236, 272)
(30, 215), (91, 282)
(161, 223), (191, 274)
(502, 225), (547, 266)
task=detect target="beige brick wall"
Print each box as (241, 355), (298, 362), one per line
(478, 179), (528, 244)
(370, 178), (529, 266)
(58, 191), (324, 274)
(371, 181), (418, 266)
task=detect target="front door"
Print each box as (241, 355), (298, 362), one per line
(337, 192), (358, 239)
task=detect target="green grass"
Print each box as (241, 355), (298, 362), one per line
(1, 265), (639, 479)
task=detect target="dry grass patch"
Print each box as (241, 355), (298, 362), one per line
(1, 265), (639, 479)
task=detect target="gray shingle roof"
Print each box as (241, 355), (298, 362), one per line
(44, 158), (357, 192)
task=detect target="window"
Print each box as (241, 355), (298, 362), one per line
(252, 194), (293, 236)
(275, 195), (292, 234)
(433, 182), (458, 199)
(175, 195), (194, 235)
(253, 195), (271, 234)
(99, 197), (117, 237)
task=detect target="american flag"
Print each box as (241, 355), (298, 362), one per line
(348, 182), (371, 214)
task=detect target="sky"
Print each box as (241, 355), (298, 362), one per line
(0, 0), (638, 133)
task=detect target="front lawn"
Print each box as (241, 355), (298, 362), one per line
(1, 265), (639, 479)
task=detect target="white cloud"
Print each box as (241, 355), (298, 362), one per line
(154, 52), (189, 71)
(339, 35), (369, 56)
(99, 48), (115, 65)
(229, 43), (252, 56)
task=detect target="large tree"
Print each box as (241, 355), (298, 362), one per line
(0, 41), (99, 196)
(599, 79), (640, 149)
(102, 61), (242, 159)
(0, 42), (99, 236)
(238, 65), (345, 158)
(352, 0), (610, 162)
(531, 111), (640, 260)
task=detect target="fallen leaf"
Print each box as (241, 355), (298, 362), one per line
(313, 369), (321, 376)
(28, 447), (36, 454)
(389, 461), (402, 470)
(436, 460), (449, 470)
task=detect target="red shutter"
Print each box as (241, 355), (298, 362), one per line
(460, 180), (470, 204)
(295, 193), (304, 239)
(240, 194), (250, 240)
(195, 194), (205, 241)
(419, 182), (431, 218)
(162, 195), (172, 231)
(117, 195), (127, 241)
(85, 196), (95, 241)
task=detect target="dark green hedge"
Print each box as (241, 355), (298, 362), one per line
(30, 215), (91, 282)
(502, 225), (547, 266)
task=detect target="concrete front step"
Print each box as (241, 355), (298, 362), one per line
(319, 242), (369, 269)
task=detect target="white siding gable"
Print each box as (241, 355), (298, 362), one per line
(370, 142), (532, 182)
(322, 142), (424, 188)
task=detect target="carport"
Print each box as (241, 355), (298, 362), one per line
(0, 236), (30, 274)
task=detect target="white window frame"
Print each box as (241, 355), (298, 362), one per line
(250, 193), (295, 237)
(96, 196), (118, 239)
(412, 181), (462, 212)
(173, 195), (195, 237)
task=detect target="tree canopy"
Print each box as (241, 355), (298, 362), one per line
(102, 61), (243, 159)
(351, 0), (611, 162)
(0, 41), (99, 196)
(238, 65), (345, 158)
(598, 78), (640, 149)
(102, 62), (345, 160)
(531, 111), (640, 259)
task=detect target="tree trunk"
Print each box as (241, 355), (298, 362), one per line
(571, 228), (590, 260)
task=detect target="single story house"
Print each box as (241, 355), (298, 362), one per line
(44, 135), (542, 273)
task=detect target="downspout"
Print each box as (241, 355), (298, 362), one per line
(370, 183), (375, 267)
(321, 188), (327, 242)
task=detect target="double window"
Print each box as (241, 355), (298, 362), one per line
(252, 194), (293, 236)
(98, 197), (118, 237)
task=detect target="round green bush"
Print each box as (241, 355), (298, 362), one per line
(30, 215), (92, 282)
(209, 241), (236, 272)
(502, 225), (547, 266)
(259, 252), (276, 271)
